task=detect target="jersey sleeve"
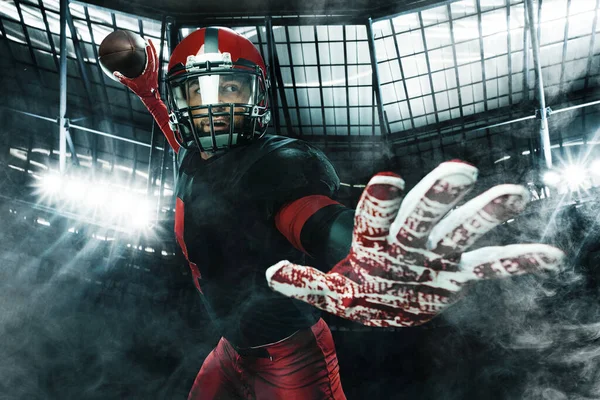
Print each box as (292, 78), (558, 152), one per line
(277, 198), (355, 271)
(245, 140), (341, 216)
(243, 140), (355, 271)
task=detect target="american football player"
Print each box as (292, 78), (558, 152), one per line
(114, 26), (564, 399)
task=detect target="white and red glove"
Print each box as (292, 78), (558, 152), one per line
(114, 40), (180, 153)
(266, 161), (564, 327)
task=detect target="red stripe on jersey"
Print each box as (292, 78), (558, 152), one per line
(275, 195), (340, 254)
(175, 197), (203, 293)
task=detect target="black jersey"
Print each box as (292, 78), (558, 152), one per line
(174, 135), (340, 348)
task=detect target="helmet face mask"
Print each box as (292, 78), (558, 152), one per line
(166, 28), (271, 154)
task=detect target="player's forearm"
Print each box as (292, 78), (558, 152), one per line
(300, 204), (354, 270)
(139, 95), (180, 154)
(275, 196), (354, 271)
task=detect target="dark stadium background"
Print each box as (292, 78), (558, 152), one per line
(1, 0), (600, 398)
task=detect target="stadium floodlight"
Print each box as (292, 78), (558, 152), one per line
(37, 172), (156, 232)
(109, 192), (135, 216)
(41, 173), (62, 195)
(563, 164), (587, 190)
(542, 171), (561, 186)
(590, 160), (600, 176)
(65, 178), (87, 203)
(130, 199), (152, 229)
(36, 218), (51, 226)
(86, 184), (109, 207)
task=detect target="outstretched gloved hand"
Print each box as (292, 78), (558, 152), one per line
(266, 161), (564, 327)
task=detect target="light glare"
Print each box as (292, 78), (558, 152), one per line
(542, 171), (561, 186)
(131, 200), (152, 229)
(563, 165), (586, 190)
(65, 179), (87, 202)
(87, 185), (109, 207)
(590, 160), (600, 176)
(37, 172), (155, 232)
(41, 174), (62, 195)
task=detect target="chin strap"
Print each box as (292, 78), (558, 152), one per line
(113, 40), (180, 154)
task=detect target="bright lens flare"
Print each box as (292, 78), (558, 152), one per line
(65, 179), (87, 202)
(36, 172), (155, 232)
(131, 200), (152, 229)
(41, 174), (62, 195)
(86, 185), (109, 207)
(109, 192), (135, 216)
(591, 160), (600, 176)
(563, 165), (586, 190)
(542, 171), (561, 186)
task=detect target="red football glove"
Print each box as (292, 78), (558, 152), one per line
(113, 40), (179, 153)
(266, 161), (564, 327)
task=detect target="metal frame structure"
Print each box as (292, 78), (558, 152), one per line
(367, 18), (389, 137)
(525, 0), (552, 169)
(1, 0), (600, 232)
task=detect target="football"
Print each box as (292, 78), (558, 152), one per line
(98, 30), (147, 82)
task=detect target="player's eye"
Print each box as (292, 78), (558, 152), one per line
(221, 84), (240, 93)
(185, 83), (200, 98)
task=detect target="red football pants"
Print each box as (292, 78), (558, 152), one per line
(187, 318), (347, 400)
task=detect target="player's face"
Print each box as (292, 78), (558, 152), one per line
(185, 74), (253, 134)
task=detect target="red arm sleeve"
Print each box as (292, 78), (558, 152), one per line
(275, 195), (340, 253)
(139, 96), (180, 154)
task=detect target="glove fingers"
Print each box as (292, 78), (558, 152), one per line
(147, 39), (159, 73)
(143, 39), (157, 75)
(427, 184), (530, 255)
(113, 70), (129, 84)
(369, 243), (564, 327)
(353, 173), (405, 248)
(390, 161), (478, 249)
(458, 244), (565, 281)
(265, 261), (353, 315)
(148, 38), (157, 56)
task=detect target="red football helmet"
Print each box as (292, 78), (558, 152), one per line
(166, 27), (271, 153)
